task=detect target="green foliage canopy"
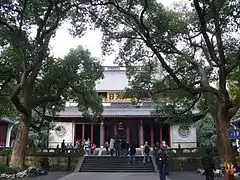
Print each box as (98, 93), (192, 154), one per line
(81, 0), (240, 122)
(195, 115), (216, 147)
(0, 0), (104, 120)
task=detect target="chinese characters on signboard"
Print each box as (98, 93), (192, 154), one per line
(228, 129), (240, 139)
(107, 93), (133, 102)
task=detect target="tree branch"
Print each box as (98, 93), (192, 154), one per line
(193, 0), (220, 67)
(0, 19), (15, 32)
(0, 76), (13, 91)
(18, 0), (28, 36)
(32, 95), (61, 108)
(194, 86), (219, 97)
(178, 94), (202, 115)
(36, 0), (53, 42)
(31, 106), (47, 132)
(10, 71), (30, 115)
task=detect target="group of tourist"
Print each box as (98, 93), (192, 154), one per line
(57, 138), (170, 180)
(57, 139), (97, 155)
(104, 136), (168, 167)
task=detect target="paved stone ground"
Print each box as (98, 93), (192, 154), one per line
(58, 172), (162, 180)
(22, 171), (238, 180)
(168, 171), (225, 180)
(23, 172), (69, 180)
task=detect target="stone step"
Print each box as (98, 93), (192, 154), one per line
(79, 169), (155, 172)
(82, 163), (153, 167)
(79, 156), (155, 172)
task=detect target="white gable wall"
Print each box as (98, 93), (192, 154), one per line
(96, 70), (129, 91)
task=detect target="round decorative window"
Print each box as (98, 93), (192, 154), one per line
(178, 125), (191, 138)
(55, 125), (67, 138)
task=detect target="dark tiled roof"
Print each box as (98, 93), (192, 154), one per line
(54, 102), (201, 118)
(0, 117), (14, 124)
(56, 106), (154, 117)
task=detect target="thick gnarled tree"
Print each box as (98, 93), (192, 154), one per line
(83, 0), (240, 163)
(0, 0), (103, 169)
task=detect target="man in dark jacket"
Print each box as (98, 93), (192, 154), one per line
(128, 142), (136, 164)
(202, 150), (215, 180)
(114, 137), (120, 157)
(156, 148), (167, 180)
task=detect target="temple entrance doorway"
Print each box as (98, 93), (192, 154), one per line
(93, 124), (100, 147)
(129, 123), (139, 147)
(75, 124), (82, 143)
(143, 123), (151, 145)
(84, 124), (91, 141)
(162, 124), (170, 146)
(153, 123), (161, 144)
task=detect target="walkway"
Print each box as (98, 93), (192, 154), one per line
(58, 172), (167, 180)
(25, 171), (226, 180)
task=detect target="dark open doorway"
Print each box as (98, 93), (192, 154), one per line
(143, 123), (151, 144)
(130, 123), (139, 147)
(75, 124), (82, 144)
(153, 123), (161, 144)
(162, 124), (170, 146)
(84, 124), (91, 141)
(93, 124), (100, 147)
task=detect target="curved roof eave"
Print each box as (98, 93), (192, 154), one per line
(0, 117), (14, 124)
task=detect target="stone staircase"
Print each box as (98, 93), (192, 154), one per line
(79, 156), (155, 172)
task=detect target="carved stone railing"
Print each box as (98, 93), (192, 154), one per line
(0, 147), (84, 157)
(152, 147), (219, 157)
(166, 148), (218, 157)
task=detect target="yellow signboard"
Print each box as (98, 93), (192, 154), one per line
(106, 93), (133, 102)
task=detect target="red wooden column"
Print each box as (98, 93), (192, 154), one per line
(168, 124), (171, 147)
(139, 120), (144, 146)
(100, 121), (105, 147)
(126, 124), (130, 143)
(150, 126), (154, 147)
(82, 124), (85, 142)
(159, 127), (162, 144)
(91, 124), (94, 144)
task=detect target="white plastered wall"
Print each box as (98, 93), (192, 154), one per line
(170, 124), (197, 148)
(48, 122), (74, 148)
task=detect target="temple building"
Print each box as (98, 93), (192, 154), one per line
(48, 66), (202, 148)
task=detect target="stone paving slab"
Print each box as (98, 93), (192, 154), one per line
(58, 172), (169, 180)
(167, 171), (225, 180)
(22, 172), (69, 180)
(22, 171), (240, 180)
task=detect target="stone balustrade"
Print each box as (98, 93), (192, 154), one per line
(0, 147), (239, 171)
(0, 147), (84, 171)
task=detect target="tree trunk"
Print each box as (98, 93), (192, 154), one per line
(215, 107), (235, 164)
(9, 114), (30, 170)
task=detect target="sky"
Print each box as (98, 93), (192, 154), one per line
(50, 0), (181, 66)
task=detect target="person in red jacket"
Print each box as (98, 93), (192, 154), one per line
(91, 143), (96, 155)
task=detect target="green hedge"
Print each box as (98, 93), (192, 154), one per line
(0, 148), (11, 156)
(0, 166), (18, 174)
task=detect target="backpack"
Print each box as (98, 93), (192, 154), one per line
(144, 145), (150, 153)
(202, 155), (215, 170)
(156, 152), (167, 166)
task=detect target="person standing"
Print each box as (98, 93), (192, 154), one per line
(202, 149), (215, 180)
(109, 138), (115, 157)
(121, 139), (127, 156)
(128, 142), (136, 164)
(61, 139), (66, 152)
(156, 148), (167, 180)
(143, 141), (151, 164)
(105, 141), (109, 152)
(114, 137), (120, 157)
